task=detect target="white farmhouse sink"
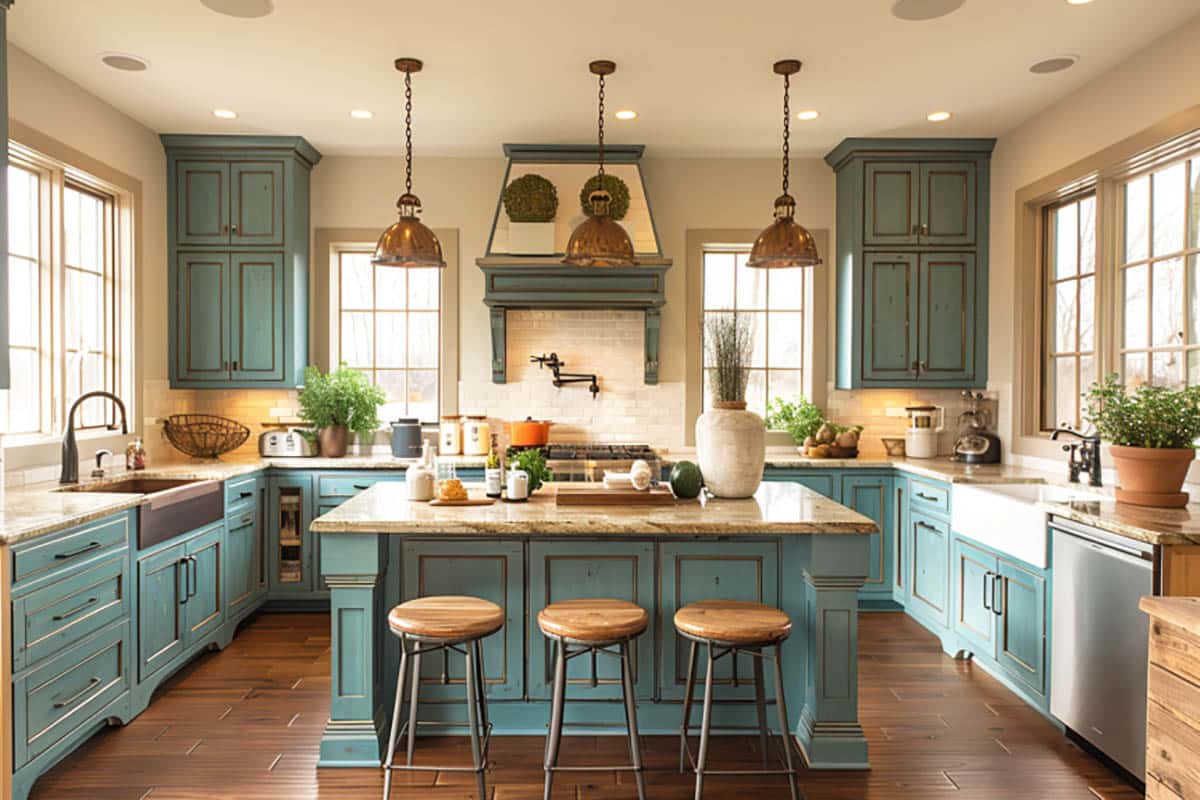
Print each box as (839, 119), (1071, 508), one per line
(950, 483), (1106, 568)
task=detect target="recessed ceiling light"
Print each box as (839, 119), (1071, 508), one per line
(927, 110), (952, 122)
(796, 109), (820, 121)
(615, 109), (637, 120)
(350, 109), (374, 120)
(212, 108), (238, 120)
(100, 52), (149, 72)
(1066, 0), (1094, 5)
(1030, 55), (1079, 74)
(891, 0), (965, 21)
(200, 0), (274, 17)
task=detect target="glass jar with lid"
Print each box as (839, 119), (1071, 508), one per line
(439, 415), (462, 455)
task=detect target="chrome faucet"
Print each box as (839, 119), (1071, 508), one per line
(60, 391), (128, 484)
(1050, 426), (1102, 487)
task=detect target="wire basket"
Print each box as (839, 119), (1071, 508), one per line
(163, 414), (251, 459)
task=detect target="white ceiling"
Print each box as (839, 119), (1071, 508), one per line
(8, 0), (1199, 158)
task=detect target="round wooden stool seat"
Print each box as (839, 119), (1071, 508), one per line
(674, 600), (791, 645)
(538, 598), (648, 644)
(387, 595), (504, 641)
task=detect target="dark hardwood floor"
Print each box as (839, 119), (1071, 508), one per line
(31, 612), (1143, 799)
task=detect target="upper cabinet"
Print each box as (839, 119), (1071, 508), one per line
(826, 139), (994, 389)
(163, 136), (321, 389)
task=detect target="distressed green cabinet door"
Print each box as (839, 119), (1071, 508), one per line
(894, 479), (910, 605)
(230, 162), (285, 247)
(184, 526), (224, 647)
(401, 539), (524, 701)
(918, 253), (976, 383)
(175, 252), (230, 382)
(909, 511), (950, 629)
(862, 253), (919, 382)
(527, 541), (655, 700)
(137, 543), (186, 682)
(997, 558), (1047, 696)
(660, 540), (780, 700)
(919, 162), (976, 247)
(863, 162), (920, 247)
(952, 537), (996, 657)
(225, 510), (258, 619)
(230, 253), (284, 382)
(842, 475), (893, 604)
(176, 160), (230, 246)
(762, 469), (840, 501)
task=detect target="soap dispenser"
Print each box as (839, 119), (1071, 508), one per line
(407, 442), (436, 501)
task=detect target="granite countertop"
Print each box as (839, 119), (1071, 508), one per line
(1041, 497), (1200, 546)
(311, 481), (878, 537)
(1140, 596), (1200, 631)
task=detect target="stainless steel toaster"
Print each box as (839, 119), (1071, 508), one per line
(258, 428), (317, 457)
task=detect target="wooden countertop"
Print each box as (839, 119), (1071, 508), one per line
(311, 481), (878, 536)
(1141, 596), (1200, 633)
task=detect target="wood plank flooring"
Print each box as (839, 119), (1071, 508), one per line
(30, 612), (1142, 799)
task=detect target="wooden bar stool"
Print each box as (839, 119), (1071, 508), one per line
(382, 595), (504, 800)
(538, 598), (649, 800)
(675, 599), (800, 800)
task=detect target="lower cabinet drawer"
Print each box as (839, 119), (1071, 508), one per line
(12, 515), (129, 587)
(224, 474), (260, 510)
(12, 552), (129, 672)
(316, 473), (405, 500)
(15, 622), (129, 767)
(909, 479), (951, 516)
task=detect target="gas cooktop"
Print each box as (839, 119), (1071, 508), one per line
(505, 443), (661, 481)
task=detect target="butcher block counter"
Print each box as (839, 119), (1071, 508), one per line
(312, 481), (877, 772)
(1141, 597), (1200, 797)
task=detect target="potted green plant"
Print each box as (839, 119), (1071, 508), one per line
(766, 397), (863, 458)
(503, 173), (558, 255)
(510, 447), (553, 495)
(695, 314), (763, 498)
(1084, 373), (1200, 507)
(579, 174), (630, 221)
(298, 364), (387, 458)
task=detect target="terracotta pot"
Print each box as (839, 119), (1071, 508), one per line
(509, 417), (553, 447)
(694, 400), (766, 498)
(1110, 444), (1194, 507)
(318, 424), (350, 458)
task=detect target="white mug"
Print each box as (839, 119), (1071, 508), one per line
(506, 469), (529, 500)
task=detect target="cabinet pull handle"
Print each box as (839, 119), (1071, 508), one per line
(992, 574), (1004, 617)
(912, 223), (920, 235)
(188, 556), (199, 599)
(53, 677), (102, 709)
(915, 520), (939, 532)
(179, 559), (189, 605)
(911, 360), (921, 378)
(239, 491), (253, 499)
(352, 484), (370, 491)
(920, 223), (929, 237)
(231, 361), (239, 371)
(52, 597), (99, 622)
(915, 492), (938, 502)
(221, 224), (229, 236)
(231, 223), (239, 235)
(918, 360), (927, 375)
(55, 542), (102, 561)
(240, 515), (253, 526)
(982, 572), (992, 611)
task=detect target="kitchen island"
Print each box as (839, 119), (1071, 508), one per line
(312, 481), (877, 771)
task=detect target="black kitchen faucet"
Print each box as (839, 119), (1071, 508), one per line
(531, 353), (599, 398)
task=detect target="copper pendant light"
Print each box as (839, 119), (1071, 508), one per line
(373, 58), (446, 269)
(747, 60), (822, 269)
(562, 60), (636, 268)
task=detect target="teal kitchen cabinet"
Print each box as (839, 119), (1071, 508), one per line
(267, 473), (319, 599)
(164, 135), (321, 389)
(399, 539), (524, 701)
(659, 540), (780, 700)
(136, 540), (187, 683)
(908, 510), (951, 633)
(527, 540), (655, 701)
(182, 524), (224, 648)
(952, 536), (996, 658)
(825, 138), (993, 389)
(841, 474), (895, 608)
(761, 469), (839, 501)
(224, 473), (267, 624)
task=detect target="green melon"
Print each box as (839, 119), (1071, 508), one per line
(669, 461), (703, 499)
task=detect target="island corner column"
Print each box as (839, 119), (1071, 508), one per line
(318, 532), (388, 767)
(783, 532), (871, 770)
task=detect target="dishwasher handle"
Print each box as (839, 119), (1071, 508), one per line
(1050, 518), (1154, 562)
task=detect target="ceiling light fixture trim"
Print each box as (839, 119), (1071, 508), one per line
(350, 109), (374, 119)
(212, 108), (238, 119)
(615, 109), (638, 120)
(891, 0), (966, 21)
(100, 52), (149, 72)
(1030, 55), (1079, 74)
(927, 110), (952, 122)
(797, 109), (820, 121)
(200, 0), (275, 18)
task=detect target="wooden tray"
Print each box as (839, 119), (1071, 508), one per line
(556, 486), (680, 506)
(429, 497), (496, 507)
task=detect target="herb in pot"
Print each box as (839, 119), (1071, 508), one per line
(299, 364), (387, 456)
(510, 448), (553, 494)
(766, 396), (824, 445)
(1085, 373), (1200, 448)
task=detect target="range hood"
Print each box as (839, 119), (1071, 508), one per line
(479, 144), (672, 386)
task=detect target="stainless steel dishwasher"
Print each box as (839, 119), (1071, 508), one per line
(1050, 517), (1154, 780)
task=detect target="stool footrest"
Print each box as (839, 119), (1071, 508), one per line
(546, 765), (644, 773)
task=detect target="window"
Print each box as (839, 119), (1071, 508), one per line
(701, 248), (806, 416)
(1119, 158), (1200, 388)
(1042, 193), (1097, 429)
(334, 249), (440, 422)
(5, 144), (127, 438)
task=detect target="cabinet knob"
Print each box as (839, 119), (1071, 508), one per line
(231, 223), (239, 235)
(221, 224), (229, 236)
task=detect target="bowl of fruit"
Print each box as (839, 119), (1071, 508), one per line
(803, 422), (863, 459)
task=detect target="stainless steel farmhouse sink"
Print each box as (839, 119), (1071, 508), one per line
(60, 477), (224, 549)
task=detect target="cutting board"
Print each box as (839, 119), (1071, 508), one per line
(429, 497), (496, 507)
(555, 486), (679, 506)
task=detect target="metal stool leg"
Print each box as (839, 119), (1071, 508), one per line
(382, 641), (410, 800)
(693, 641), (716, 800)
(465, 639), (488, 800)
(543, 637), (567, 800)
(474, 636), (490, 740)
(752, 647), (770, 766)
(679, 639), (698, 773)
(618, 640), (647, 800)
(405, 651), (421, 766)
(771, 644), (801, 800)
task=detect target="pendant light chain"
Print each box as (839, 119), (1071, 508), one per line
(781, 71), (790, 197)
(597, 72), (606, 177)
(404, 67), (413, 195)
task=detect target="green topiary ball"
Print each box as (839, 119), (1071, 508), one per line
(579, 173), (631, 221)
(503, 174), (559, 223)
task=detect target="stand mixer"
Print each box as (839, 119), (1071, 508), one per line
(952, 391), (1001, 464)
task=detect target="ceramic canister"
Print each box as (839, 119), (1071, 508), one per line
(506, 469), (529, 500)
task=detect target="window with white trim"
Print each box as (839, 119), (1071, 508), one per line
(700, 247), (807, 416)
(1042, 192), (1097, 430)
(333, 249), (440, 423)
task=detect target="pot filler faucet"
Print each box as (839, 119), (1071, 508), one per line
(1050, 426), (1102, 487)
(531, 353), (600, 398)
(60, 391), (128, 484)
